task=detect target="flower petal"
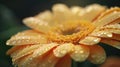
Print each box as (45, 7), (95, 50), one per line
(37, 52), (59, 67)
(7, 45), (27, 55)
(52, 4), (70, 14)
(6, 30), (48, 45)
(102, 29), (120, 34)
(101, 24), (120, 29)
(55, 55), (71, 67)
(97, 7), (120, 20)
(90, 31), (112, 38)
(52, 4), (73, 23)
(78, 4), (106, 21)
(88, 45), (106, 64)
(53, 43), (74, 57)
(111, 34), (120, 41)
(101, 38), (120, 49)
(70, 6), (83, 15)
(32, 43), (58, 57)
(99, 24), (120, 34)
(12, 45), (41, 62)
(23, 17), (51, 33)
(79, 36), (101, 45)
(15, 43), (58, 67)
(35, 10), (53, 22)
(18, 50), (59, 67)
(11, 52), (33, 67)
(70, 45), (89, 62)
(70, 6), (83, 20)
(93, 7), (120, 27)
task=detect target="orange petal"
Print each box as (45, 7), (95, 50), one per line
(23, 17), (51, 33)
(111, 34), (120, 41)
(7, 45), (40, 67)
(37, 52), (59, 67)
(93, 7), (120, 27)
(101, 29), (120, 34)
(70, 6), (83, 20)
(6, 30), (48, 45)
(79, 36), (101, 45)
(13, 53), (32, 66)
(53, 43), (74, 57)
(88, 45), (106, 64)
(20, 51), (59, 67)
(52, 4), (70, 14)
(32, 43), (58, 57)
(101, 24), (120, 29)
(18, 53), (41, 67)
(55, 55), (71, 67)
(70, 45), (89, 62)
(16, 50), (50, 67)
(16, 43), (58, 67)
(12, 45), (40, 62)
(90, 31), (112, 38)
(97, 7), (120, 20)
(7, 45), (27, 55)
(78, 4), (106, 21)
(101, 38), (120, 49)
(99, 24), (120, 34)
(35, 10), (53, 22)
(52, 4), (72, 23)
(70, 6), (83, 15)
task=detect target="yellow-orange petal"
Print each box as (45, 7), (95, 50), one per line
(53, 43), (74, 57)
(94, 7), (120, 27)
(12, 45), (40, 62)
(101, 24), (120, 29)
(52, 4), (70, 13)
(18, 50), (59, 67)
(70, 6), (83, 20)
(90, 31), (112, 38)
(35, 10), (53, 22)
(79, 36), (101, 45)
(70, 45), (89, 62)
(6, 30), (47, 45)
(17, 48), (52, 67)
(70, 6), (83, 15)
(7, 45), (27, 55)
(52, 4), (73, 23)
(16, 54), (33, 67)
(102, 29), (120, 34)
(23, 17), (51, 33)
(88, 45), (106, 64)
(78, 4), (106, 21)
(101, 38), (120, 49)
(97, 7), (120, 20)
(13, 43), (58, 67)
(37, 52), (59, 67)
(55, 55), (71, 67)
(99, 24), (120, 34)
(32, 43), (58, 57)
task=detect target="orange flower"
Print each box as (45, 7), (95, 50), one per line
(6, 4), (120, 67)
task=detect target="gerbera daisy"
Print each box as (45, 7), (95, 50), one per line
(6, 4), (120, 67)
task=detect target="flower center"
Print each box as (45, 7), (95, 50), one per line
(61, 26), (81, 35)
(47, 20), (95, 44)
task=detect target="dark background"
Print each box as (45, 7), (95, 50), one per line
(0, 0), (120, 67)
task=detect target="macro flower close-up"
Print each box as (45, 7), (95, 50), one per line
(6, 3), (120, 67)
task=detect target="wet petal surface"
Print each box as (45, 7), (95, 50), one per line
(88, 45), (106, 64)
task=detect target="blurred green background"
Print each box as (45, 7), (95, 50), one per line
(0, 0), (120, 67)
